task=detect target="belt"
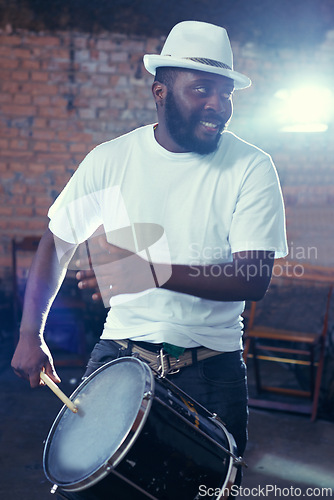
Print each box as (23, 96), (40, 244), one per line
(116, 340), (223, 376)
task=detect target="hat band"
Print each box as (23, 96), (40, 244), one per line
(185, 57), (232, 70)
(163, 55), (232, 71)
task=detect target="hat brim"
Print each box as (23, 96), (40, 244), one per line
(143, 54), (251, 90)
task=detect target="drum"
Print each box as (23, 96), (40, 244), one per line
(43, 357), (239, 500)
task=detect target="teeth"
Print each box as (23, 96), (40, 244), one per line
(201, 121), (218, 128)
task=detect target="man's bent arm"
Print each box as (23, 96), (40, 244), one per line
(162, 251), (274, 302)
(11, 228), (74, 388)
(77, 248), (274, 303)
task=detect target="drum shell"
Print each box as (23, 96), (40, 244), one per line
(111, 383), (237, 499)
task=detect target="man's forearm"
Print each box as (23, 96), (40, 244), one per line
(162, 251), (274, 302)
(19, 229), (69, 337)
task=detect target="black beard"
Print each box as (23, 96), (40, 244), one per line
(164, 91), (226, 155)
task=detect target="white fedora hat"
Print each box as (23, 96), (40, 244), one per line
(143, 21), (251, 90)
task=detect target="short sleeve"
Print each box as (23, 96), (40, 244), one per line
(229, 157), (288, 258)
(48, 149), (103, 244)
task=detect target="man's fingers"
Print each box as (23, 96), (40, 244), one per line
(13, 364), (61, 389)
(44, 363), (61, 384)
(76, 270), (97, 287)
(77, 276), (99, 290)
(92, 292), (102, 301)
(76, 270), (95, 280)
(76, 268), (109, 303)
(30, 369), (44, 388)
(12, 366), (28, 381)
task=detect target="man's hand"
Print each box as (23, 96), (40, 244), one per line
(11, 229), (66, 387)
(76, 269), (100, 300)
(11, 334), (61, 389)
(75, 235), (158, 306)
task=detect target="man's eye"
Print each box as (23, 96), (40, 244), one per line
(195, 86), (209, 94)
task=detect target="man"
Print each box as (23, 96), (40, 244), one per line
(11, 21), (287, 497)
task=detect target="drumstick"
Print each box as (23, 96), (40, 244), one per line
(40, 372), (78, 413)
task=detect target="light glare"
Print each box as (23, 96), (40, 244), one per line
(275, 86), (333, 133)
(254, 453), (334, 486)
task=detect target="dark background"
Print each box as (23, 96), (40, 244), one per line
(1, 0), (334, 47)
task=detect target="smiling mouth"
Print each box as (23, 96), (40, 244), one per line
(199, 120), (222, 134)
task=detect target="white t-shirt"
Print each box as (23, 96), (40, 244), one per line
(48, 125), (288, 351)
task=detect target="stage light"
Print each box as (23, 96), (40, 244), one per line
(274, 85), (333, 133)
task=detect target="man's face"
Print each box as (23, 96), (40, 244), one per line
(164, 70), (234, 155)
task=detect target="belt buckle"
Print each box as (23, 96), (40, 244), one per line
(157, 348), (180, 377)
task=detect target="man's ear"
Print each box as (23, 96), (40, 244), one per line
(152, 81), (167, 107)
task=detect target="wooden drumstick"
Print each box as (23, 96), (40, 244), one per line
(40, 371), (78, 413)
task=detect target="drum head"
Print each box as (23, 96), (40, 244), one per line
(43, 357), (153, 489)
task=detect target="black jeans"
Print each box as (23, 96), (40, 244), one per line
(56, 340), (248, 499)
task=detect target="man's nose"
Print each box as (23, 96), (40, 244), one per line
(204, 92), (226, 114)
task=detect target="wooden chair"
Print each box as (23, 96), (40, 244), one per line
(243, 261), (334, 421)
(12, 236), (88, 367)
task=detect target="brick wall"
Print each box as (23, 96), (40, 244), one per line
(1, 28), (334, 291)
(0, 30), (161, 288)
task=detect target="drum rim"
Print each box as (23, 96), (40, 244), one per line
(43, 357), (154, 492)
(211, 419), (239, 498)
